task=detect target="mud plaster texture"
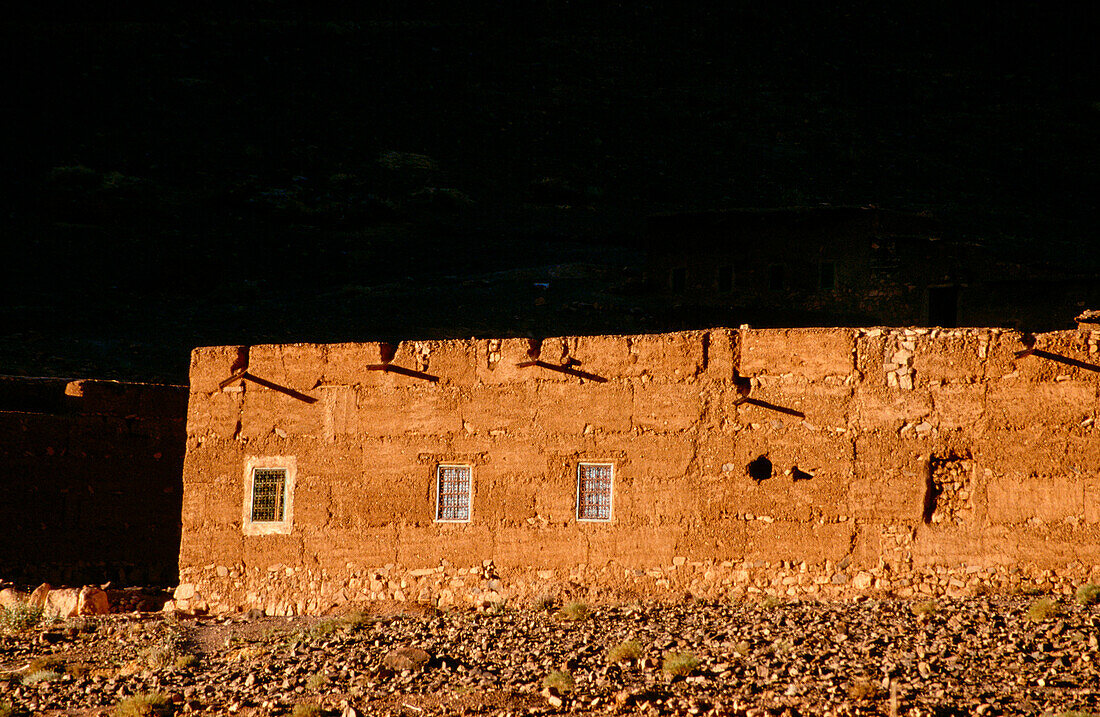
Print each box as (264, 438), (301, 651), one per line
(176, 327), (1100, 615)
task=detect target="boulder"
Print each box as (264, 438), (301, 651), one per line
(0, 587), (26, 609)
(42, 586), (110, 617)
(77, 586), (110, 615)
(29, 583), (51, 609)
(44, 588), (81, 618)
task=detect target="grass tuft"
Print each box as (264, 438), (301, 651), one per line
(662, 651), (700, 677)
(310, 619), (339, 638)
(1026, 597), (1061, 622)
(770, 639), (794, 655)
(1075, 584), (1100, 606)
(847, 678), (881, 700)
(0, 700), (29, 717)
(174, 654), (199, 670)
(22, 669), (62, 685)
(141, 647), (174, 671)
(306, 673), (329, 691)
(912, 601), (940, 617)
(557, 601), (589, 622)
(289, 703), (322, 717)
(0, 602), (43, 632)
(28, 656), (66, 673)
(114, 691), (172, 717)
(607, 639), (643, 664)
(533, 593), (556, 612)
(340, 611), (374, 631)
(543, 669), (575, 693)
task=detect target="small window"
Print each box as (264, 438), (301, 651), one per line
(251, 469), (287, 522)
(768, 264), (786, 290)
(670, 267), (686, 292)
(818, 261), (836, 290)
(717, 264), (734, 292)
(436, 465), (472, 522)
(243, 456), (296, 535)
(576, 463), (613, 521)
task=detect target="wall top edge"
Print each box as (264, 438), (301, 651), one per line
(186, 325), (1094, 355)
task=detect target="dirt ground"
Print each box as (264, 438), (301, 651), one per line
(2, 594), (1099, 716)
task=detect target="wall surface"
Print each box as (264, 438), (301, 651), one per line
(0, 377), (188, 586)
(176, 327), (1100, 614)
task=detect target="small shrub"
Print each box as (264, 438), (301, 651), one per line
(306, 673), (329, 690)
(912, 601), (940, 617)
(28, 656), (66, 673)
(542, 670), (575, 693)
(1075, 584), (1100, 606)
(231, 645), (267, 662)
(310, 620), (339, 638)
(770, 639), (793, 655)
(662, 652), (700, 678)
(114, 691), (173, 717)
(174, 654), (199, 670)
(140, 647), (174, 671)
(290, 703), (322, 717)
(533, 593), (556, 612)
(758, 595), (782, 609)
(340, 611), (373, 631)
(558, 602), (589, 622)
(22, 669), (62, 685)
(607, 640), (643, 664)
(847, 678), (881, 701)
(0, 700), (30, 717)
(1026, 598), (1061, 622)
(0, 602), (43, 632)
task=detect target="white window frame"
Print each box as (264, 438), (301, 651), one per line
(435, 464), (473, 523)
(576, 462), (614, 522)
(242, 455), (296, 535)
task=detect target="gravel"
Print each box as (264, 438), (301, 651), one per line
(1, 595), (1098, 716)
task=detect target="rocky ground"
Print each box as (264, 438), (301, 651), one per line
(1, 595), (1099, 716)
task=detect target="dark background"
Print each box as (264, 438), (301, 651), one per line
(2, 4), (1096, 383)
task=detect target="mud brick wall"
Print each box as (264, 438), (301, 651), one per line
(0, 377), (188, 586)
(177, 327), (1100, 615)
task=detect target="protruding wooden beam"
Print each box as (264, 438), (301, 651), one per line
(217, 370), (318, 403)
(365, 364), (440, 382)
(515, 360), (608, 383)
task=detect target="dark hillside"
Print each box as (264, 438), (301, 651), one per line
(2, 6), (1096, 381)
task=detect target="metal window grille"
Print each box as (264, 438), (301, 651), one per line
(251, 468), (286, 523)
(577, 463), (613, 521)
(436, 465), (471, 522)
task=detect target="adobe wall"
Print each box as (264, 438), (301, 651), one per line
(176, 327), (1100, 615)
(0, 377), (188, 586)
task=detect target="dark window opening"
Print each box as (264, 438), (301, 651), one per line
(818, 262), (836, 290)
(747, 455), (772, 483)
(670, 267), (686, 292)
(928, 286), (959, 327)
(768, 265), (785, 291)
(717, 265), (734, 292)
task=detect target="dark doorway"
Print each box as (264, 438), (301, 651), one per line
(928, 286), (959, 327)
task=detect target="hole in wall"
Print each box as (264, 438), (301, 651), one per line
(790, 467), (814, 482)
(921, 462), (940, 524)
(747, 455), (772, 483)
